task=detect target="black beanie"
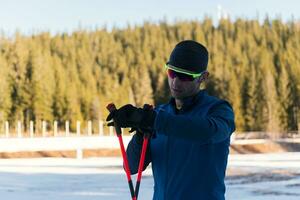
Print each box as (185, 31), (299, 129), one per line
(167, 40), (209, 74)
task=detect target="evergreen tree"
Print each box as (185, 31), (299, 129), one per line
(0, 18), (299, 134)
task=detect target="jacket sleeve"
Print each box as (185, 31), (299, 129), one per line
(126, 134), (152, 175)
(154, 101), (235, 143)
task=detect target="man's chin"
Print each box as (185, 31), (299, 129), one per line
(171, 91), (186, 99)
(171, 90), (198, 100)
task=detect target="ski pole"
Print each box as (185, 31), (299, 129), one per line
(106, 103), (136, 200)
(134, 133), (150, 199)
(134, 104), (153, 199)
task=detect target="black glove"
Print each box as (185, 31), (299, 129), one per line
(106, 104), (156, 131)
(128, 104), (156, 137)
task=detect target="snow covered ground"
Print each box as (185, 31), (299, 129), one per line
(0, 153), (300, 200)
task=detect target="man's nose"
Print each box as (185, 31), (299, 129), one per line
(172, 76), (182, 85)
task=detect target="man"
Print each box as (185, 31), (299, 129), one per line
(106, 40), (235, 200)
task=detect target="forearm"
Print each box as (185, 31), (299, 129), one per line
(154, 102), (235, 143)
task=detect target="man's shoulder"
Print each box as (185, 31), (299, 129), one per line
(202, 92), (223, 104)
(202, 93), (233, 110)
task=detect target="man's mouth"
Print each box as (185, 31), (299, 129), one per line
(172, 87), (182, 92)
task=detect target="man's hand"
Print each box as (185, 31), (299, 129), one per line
(106, 104), (156, 131)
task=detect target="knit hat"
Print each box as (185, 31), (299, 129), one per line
(166, 40), (209, 75)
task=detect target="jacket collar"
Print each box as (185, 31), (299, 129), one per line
(169, 89), (206, 113)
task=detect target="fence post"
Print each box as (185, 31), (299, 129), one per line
(42, 121), (47, 137)
(109, 126), (114, 136)
(99, 120), (103, 136)
(5, 121), (9, 138)
(30, 121), (34, 137)
(17, 120), (22, 138)
(77, 121), (81, 136)
(65, 121), (70, 136)
(76, 149), (83, 159)
(88, 120), (92, 136)
(54, 121), (58, 137)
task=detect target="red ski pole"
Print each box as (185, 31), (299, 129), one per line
(134, 104), (153, 199)
(106, 103), (136, 200)
(134, 133), (150, 199)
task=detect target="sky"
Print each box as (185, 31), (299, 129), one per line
(0, 0), (299, 36)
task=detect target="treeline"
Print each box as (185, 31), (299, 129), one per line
(0, 18), (299, 133)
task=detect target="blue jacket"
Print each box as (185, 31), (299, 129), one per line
(126, 90), (235, 200)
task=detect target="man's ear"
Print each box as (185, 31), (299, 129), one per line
(198, 71), (209, 83)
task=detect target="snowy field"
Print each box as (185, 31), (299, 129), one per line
(0, 153), (299, 200)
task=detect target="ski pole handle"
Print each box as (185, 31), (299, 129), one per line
(106, 103), (122, 135)
(142, 104), (154, 139)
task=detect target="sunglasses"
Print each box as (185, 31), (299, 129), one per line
(167, 69), (196, 81)
(165, 64), (204, 82)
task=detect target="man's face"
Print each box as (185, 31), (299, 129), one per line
(167, 70), (202, 99)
